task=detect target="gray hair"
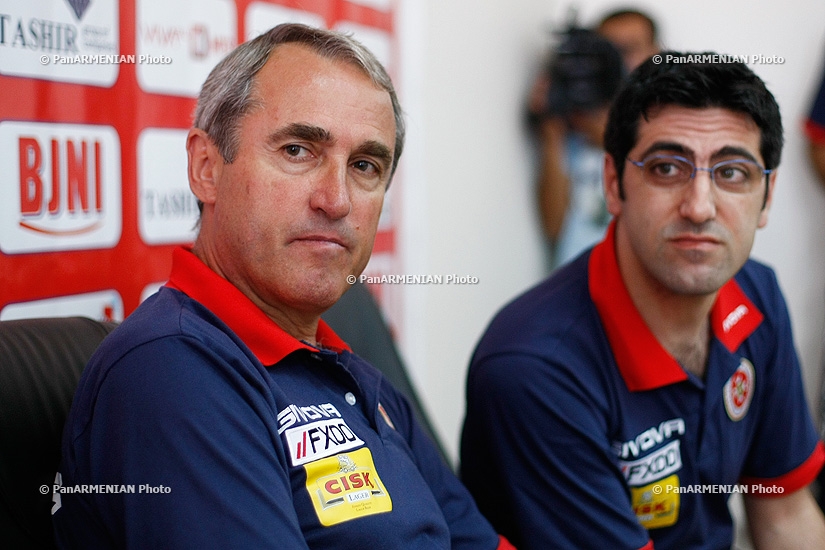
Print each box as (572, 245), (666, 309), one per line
(193, 23), (405, 176)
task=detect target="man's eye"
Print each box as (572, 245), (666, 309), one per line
(715, 165), (749, 183)
(352, 160), (379, 175)
(651, 162), (681, 177)
(284, 144), (310, 158)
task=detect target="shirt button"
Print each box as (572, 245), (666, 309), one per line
(345, 392), (357, 406)
(310, 353), (322, 361)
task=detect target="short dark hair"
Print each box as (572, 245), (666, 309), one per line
(604, 51), (783, 197)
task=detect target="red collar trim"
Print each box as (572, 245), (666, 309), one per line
(165, 247), (349, 365)
(805, 119), (825, 144)
(588, 222), (763, 392)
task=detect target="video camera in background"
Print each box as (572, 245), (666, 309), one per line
(544, 26), (625, 118)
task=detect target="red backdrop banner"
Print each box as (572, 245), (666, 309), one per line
(0, 0), (399, 322)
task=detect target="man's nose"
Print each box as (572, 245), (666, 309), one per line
(678, 169), (717, 223)
(310, 161), (352, 220)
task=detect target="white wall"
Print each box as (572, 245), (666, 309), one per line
(396, 1), (553, 462)
(396, 0), (825, 467)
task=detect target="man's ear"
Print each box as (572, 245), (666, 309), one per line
(187, 128), (220, 205)
(604, 153), (623, 217)
(758, 169), (777, 229)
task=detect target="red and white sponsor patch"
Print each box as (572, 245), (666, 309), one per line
(285, 418), (364, 467)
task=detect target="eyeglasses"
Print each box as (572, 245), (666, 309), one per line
(626, 154), (772, 194)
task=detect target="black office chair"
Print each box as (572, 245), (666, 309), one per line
(0, 316), (117, 549)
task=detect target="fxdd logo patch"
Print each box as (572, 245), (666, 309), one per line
(285, 417), (364, 467)
(304, 448), (392, 526)
(620, 440), (683, 486)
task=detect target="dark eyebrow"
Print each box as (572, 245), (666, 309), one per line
(353, 140), (394, 172)
(268, 123), (332, 145)
(268, 123), (392, 171)
(637, 141), (692, 160)
(636, 142), (761, 164)
(712, 146), (760, 164)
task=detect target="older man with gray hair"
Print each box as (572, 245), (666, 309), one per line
(53, 24), (513, 550)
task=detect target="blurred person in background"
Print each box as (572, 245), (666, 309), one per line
(805, 51), (825, 512)
(530, 8), (660, 269)
(805, 58), (825, 183)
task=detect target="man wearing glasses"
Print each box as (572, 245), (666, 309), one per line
(461, 52), (825, 549)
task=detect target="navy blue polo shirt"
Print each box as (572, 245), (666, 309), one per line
(461, 222), (824, 550)
(54, 247), (508, 550)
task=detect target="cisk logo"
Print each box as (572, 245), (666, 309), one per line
(0, 121), (121, 254)
(304, 448), (392, 526)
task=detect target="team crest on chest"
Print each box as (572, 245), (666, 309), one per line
(723, 358), (755, 421)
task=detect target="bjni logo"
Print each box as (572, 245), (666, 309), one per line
(18, 135), (104, 236)
(66, 0), (91, 20)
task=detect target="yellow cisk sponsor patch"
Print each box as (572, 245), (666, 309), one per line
(304, 447), (392, 526)
(631, 474), (680, 529)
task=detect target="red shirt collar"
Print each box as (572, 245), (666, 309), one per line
(588, 222), (763, 392)
(165, 247), (350, 365)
